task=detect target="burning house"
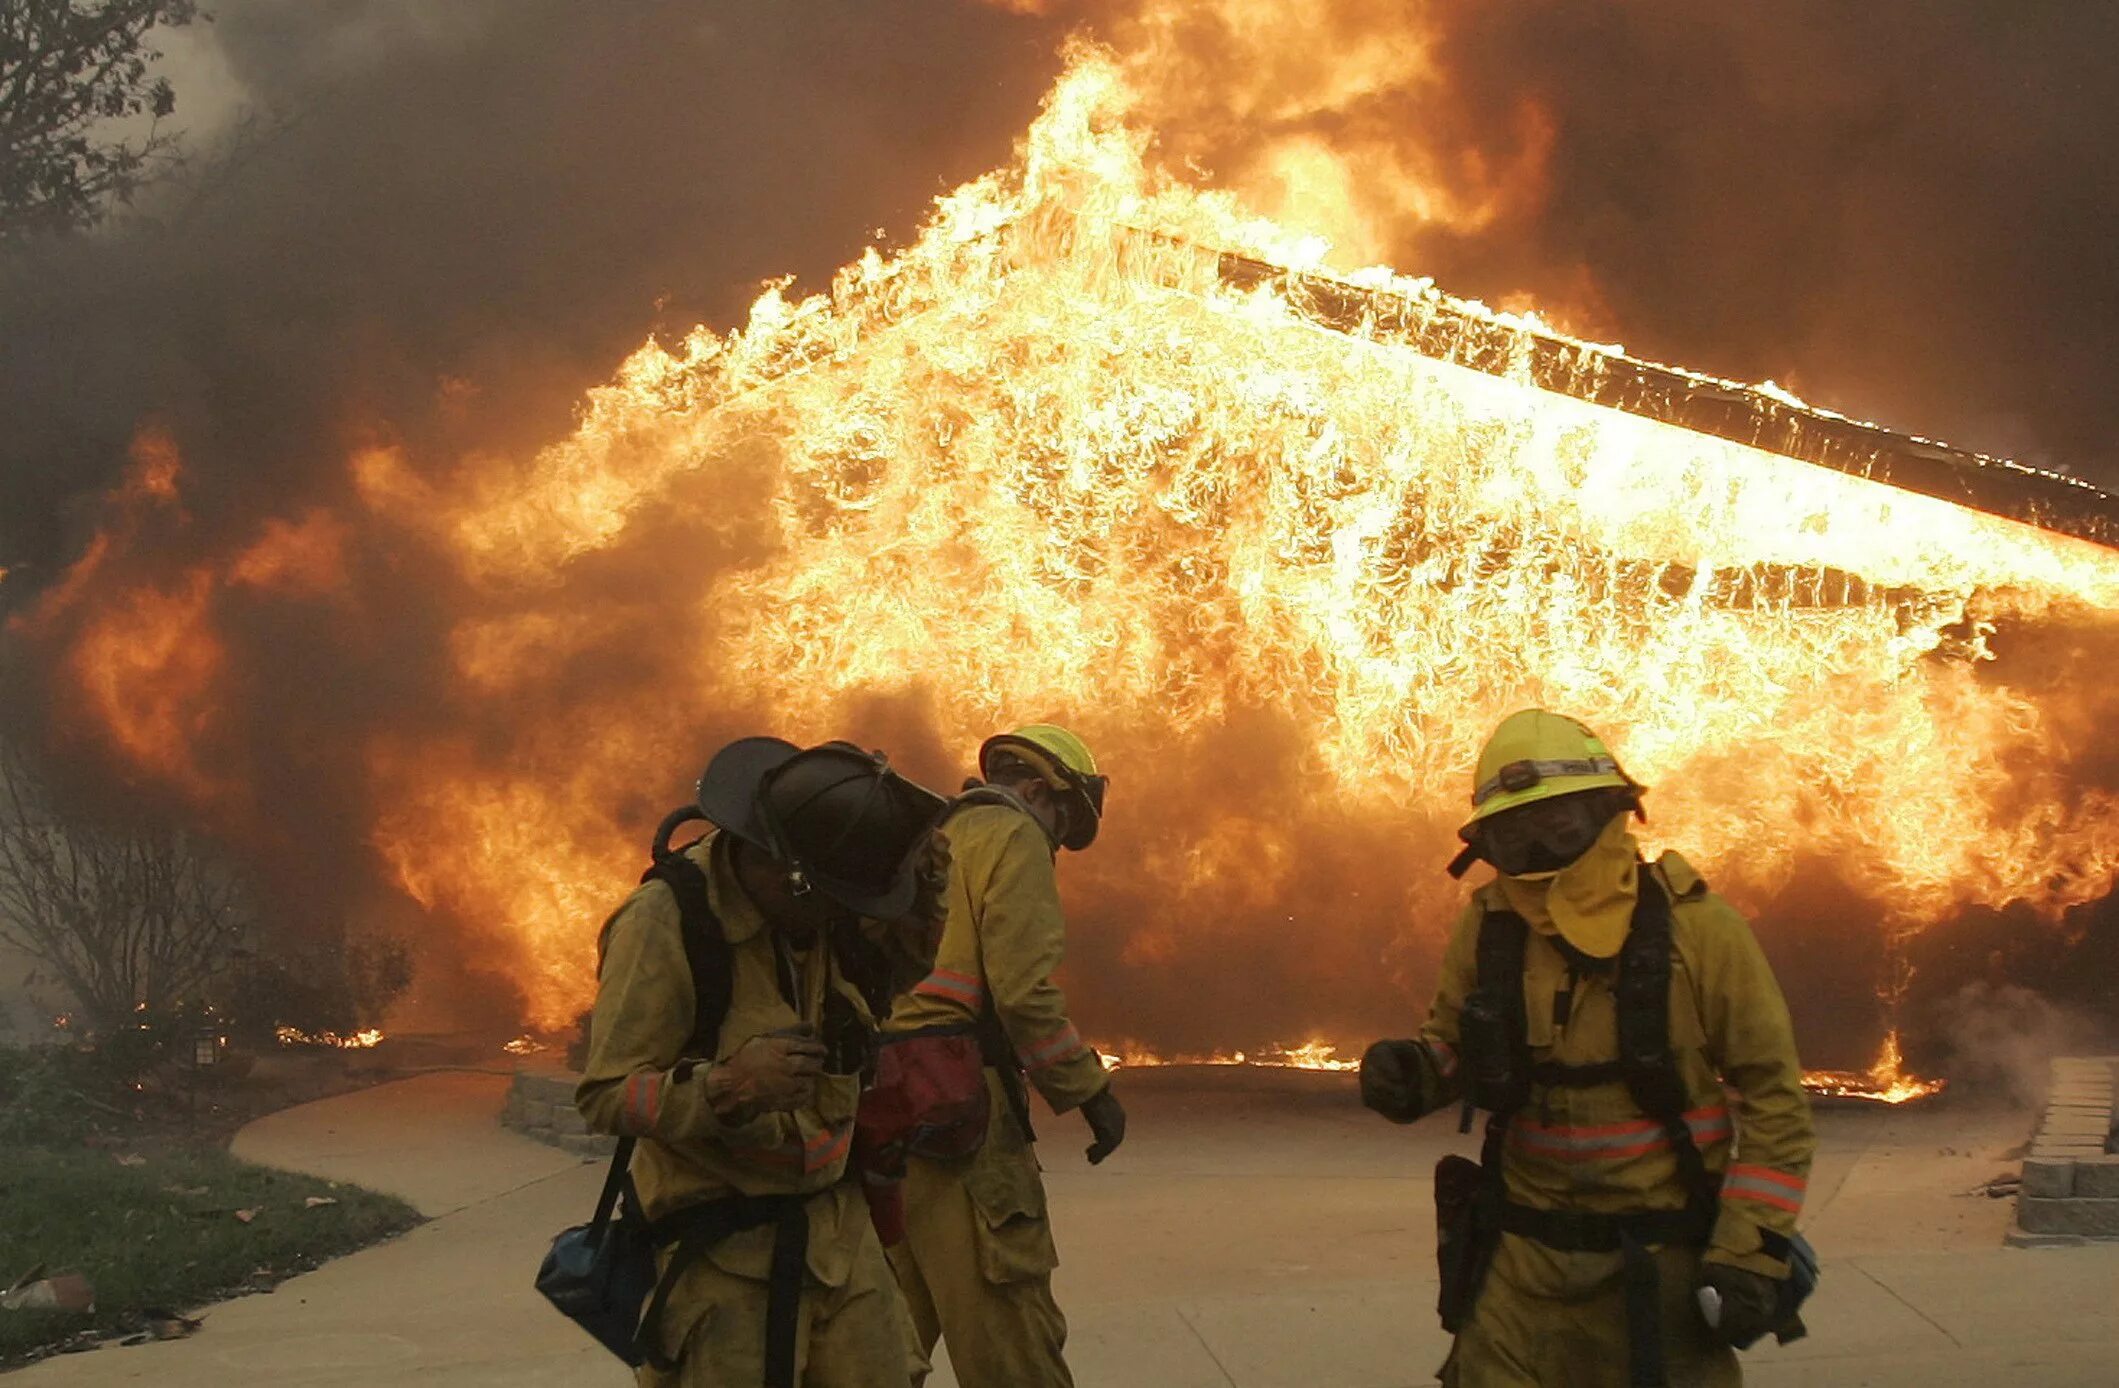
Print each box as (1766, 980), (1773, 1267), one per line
(8, 50), (2119, 1095)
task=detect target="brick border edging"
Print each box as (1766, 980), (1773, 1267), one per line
(502, 1066), (618, 1160)
(2010, 1056), (2119, 1245)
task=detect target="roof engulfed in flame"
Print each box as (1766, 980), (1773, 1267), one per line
(14, 51), (2119, 1068)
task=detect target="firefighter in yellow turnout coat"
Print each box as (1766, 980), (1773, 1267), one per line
(578, 738), (950, 1387)
(885, 725), (1126, 1388)
(1362, 711), (1817, 1387)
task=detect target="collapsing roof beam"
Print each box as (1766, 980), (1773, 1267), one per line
(1205, 249), (2119, 552)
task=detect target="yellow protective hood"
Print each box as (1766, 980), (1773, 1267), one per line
(1496, 813), (1639, 959)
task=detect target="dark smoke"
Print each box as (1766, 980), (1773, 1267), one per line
(0, 0), (1062, 577)
(1405, 3), (2119, 480)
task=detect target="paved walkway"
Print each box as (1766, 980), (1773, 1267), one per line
(13, 1067), (2119, 1386)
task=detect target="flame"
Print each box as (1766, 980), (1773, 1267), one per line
(1800, 1031), (1946, 1106)
(276, 1025), (385, 1050)
(368, 51), (2119, 1029)
(16, 50), (2119, 1061)
(1103, 1037), (1362, 1071)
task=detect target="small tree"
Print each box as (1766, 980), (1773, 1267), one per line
(0, 740), (247, 1034)
(0, 0), (202, 244)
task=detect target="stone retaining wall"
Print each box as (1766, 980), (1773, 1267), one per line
(2012, 1056), (2119, 1245)
(503, 1064), (617, 1160)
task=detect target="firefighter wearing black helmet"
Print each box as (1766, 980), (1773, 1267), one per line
(577, 737), (951, 1387)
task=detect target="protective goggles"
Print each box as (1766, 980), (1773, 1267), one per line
(1476, 792), (1614, 877)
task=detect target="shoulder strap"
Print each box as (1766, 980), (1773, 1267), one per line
(951, 783), (1029, 815)
(932, 784), (1042, 1141)
(1460, 907), (1532, 1128)
(1613, 875), (1682, 1119)
(641, 808), (733, 1058)
(949, 783), (1060, 852)
(828, 928), (893, 1019)
(1613, 875), (1716, 1210)
(1474, 907), (1531, 1051)
(588, 1135), (637, 1238)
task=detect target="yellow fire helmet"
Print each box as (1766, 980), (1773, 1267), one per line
(978, 723), (1108, 850)
(1460, 708), (1639, 837)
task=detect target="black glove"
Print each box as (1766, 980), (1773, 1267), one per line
(1697, 1262), (1785, 1348)
(1080, 1086), (1126, 1164)
(1360, 1038), (1436, 1123)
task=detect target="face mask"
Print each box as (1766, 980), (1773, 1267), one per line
(1479, 794), (1613, 877)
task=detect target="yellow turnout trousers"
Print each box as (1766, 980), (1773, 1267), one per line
(887, 1079), (1072, 1388)
(1442, 1234), (1740, 1388)
(636, 1216), (918, 1388)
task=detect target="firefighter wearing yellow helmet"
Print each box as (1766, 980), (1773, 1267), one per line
(879, 723), (1121, 1387)
(1360, 710), (1817, 1387)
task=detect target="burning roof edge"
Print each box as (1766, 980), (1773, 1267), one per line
(1204, 247), (2119, 553)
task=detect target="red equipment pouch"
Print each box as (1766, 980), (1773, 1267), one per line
(855, 1026), (991, 1174)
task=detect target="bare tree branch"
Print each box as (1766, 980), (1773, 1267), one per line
(0, 0), (200, 244)
(0, 739), (249, 1031)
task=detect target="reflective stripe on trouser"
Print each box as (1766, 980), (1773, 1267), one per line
(635, 1218), (919, 1388)
(889, 1143), (1072, 1388)
(1441, 1234), (1739, 1388)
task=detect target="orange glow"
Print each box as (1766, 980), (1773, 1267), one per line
(61, 569), (225, 799)
(18, 52), (2119, 1069)
(372, 52), (2117, 1029)
(125, 426), (184, 505)
(228, 509), (350, 596)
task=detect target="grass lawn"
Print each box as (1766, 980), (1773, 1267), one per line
(0, 1143), (420, 1364)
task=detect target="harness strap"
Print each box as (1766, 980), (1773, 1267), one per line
(1494, 1200), (1710, 1254)
(1466, 872), (1718, 1388)
(589, 1136), (636, 1237)
(1622, 1233), (1666, 1388)
(636, 1192), (811, 1384)
(1496, 1199), (1710, 1388)
(974, 1007), (1038, 1144)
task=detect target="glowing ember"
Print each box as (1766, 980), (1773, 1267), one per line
(275, 1025), (385, 1050)
(502, 1035), (549, 1056)
(1800, 1031), (1947, 1106)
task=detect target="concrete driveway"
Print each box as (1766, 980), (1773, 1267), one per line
(13, 1067), (2118, 1387)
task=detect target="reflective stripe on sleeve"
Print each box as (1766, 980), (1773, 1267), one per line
(912, 968), (985, 1008)
(619, 1070), (664, 1137)
(1018, 1022), (1088, 1072)
(802, 1122), (853, 1174)
(1722, 1163), (1806, 1214)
